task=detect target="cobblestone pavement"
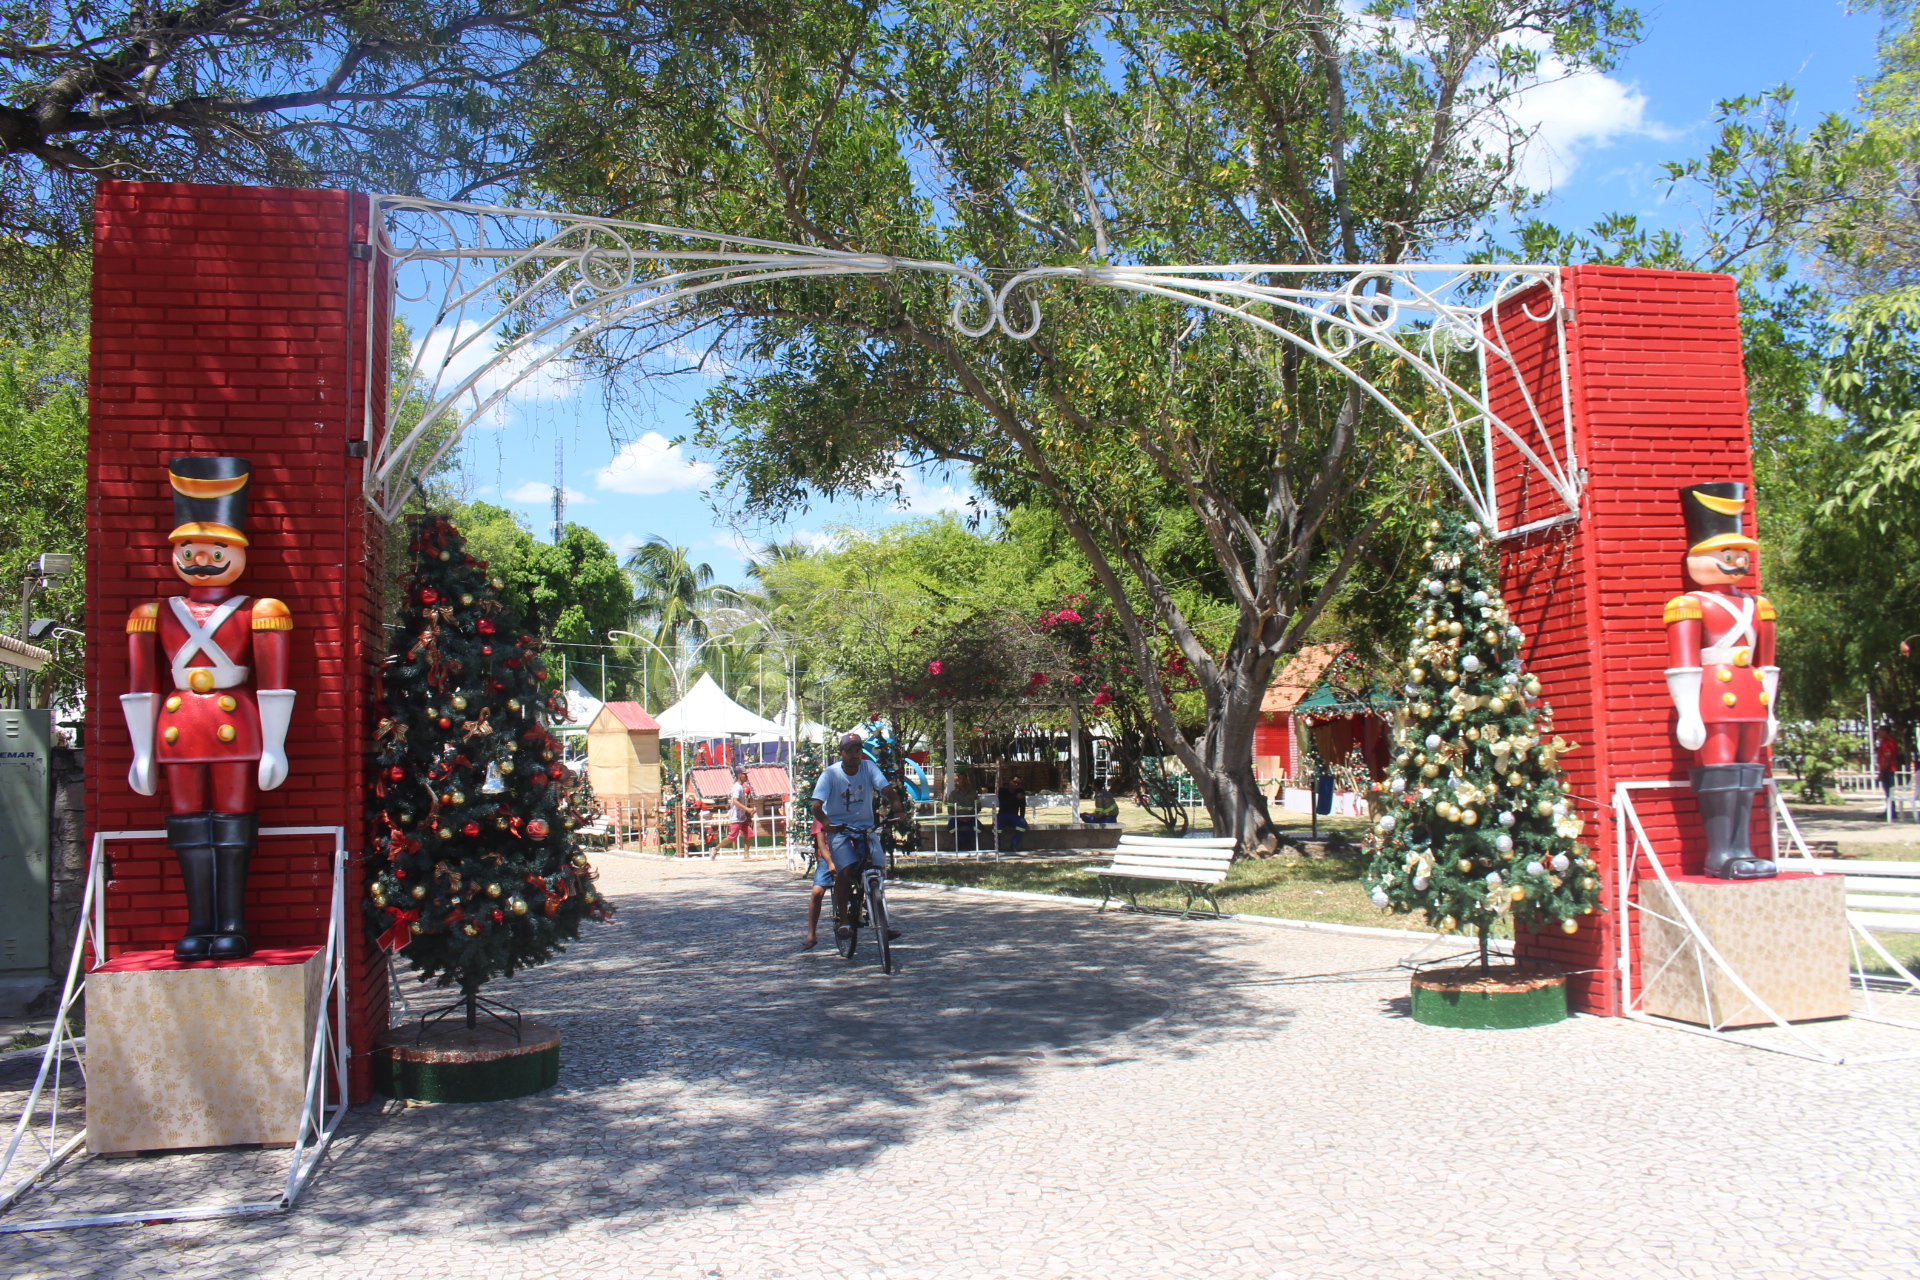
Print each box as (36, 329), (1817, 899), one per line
(6, 854), (1920, 1279)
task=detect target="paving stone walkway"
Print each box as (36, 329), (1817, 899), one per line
(5, 854), (1920, 1279)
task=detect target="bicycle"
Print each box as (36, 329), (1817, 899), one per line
(827, 822), (894, 974)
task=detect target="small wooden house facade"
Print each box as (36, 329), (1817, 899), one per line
(586, 701), (662, 838)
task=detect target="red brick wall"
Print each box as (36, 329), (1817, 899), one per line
(87, 181), (388, 1100)
(1488, 266), (1762, 1015)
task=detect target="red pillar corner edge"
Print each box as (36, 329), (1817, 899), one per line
(1487, 265), (1760, 1017)
(87, 181), (390, 1101)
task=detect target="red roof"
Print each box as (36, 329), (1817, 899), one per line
(686, 765), (794, 801)
(600, 701), (659, 732)
(687, 767), (734, 800)
(746, 765), (793, 799)
(1261, 644), (1343, 715)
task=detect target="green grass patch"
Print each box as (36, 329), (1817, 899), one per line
(901, 848), (1473, 934)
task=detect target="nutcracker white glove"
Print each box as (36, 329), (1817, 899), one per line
(1760, 666), (1781, 745)
(1665, 667), (1706, 751)
(256, 689), (296, 791)
(120, 692), (158, 796)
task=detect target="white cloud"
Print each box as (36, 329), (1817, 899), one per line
(504, 481), (592, 506)
(889, 470), (976, 515)
(595, 432), (717, 495)
(408, 320), (581, 430)
(1505, 63), (1667, 191)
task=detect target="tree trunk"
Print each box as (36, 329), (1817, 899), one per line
(1185, 650), (1278, 853)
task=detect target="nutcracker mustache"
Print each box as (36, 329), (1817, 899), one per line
(178, 562), (229, 577)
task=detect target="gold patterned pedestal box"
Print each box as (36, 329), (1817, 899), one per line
(86, 946), (323, 1154)
(1639, 873), (1849, 1028)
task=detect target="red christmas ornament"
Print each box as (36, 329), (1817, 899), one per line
(549, 763), (565, 779)
(527, 818), (550, 839)
(530, 772), (546, 788)
(420, 588), (439, 604)
(476, 618), (496, 635)
(437, 717), (452, 729)
(481, 645), (493, 656)
(387, 765), (405, 781)
(491, 909), (504, 923)
(462, 821), (481, 837)
(505, 658), (520, 669)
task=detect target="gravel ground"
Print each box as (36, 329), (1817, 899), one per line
(4, 853), (1918, 1280)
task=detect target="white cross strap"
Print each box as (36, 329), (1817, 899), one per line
(1697, 592), (1757, 651)
(168, 596), (252, 690)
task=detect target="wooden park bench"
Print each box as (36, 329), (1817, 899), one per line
(1776, 858), (1920, 936)
(1093, 834), (1236, 919)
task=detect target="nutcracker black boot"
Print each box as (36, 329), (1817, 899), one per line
(209, 811), (257, 959)
(1692, 763), (1776, 879)
(167, 811), (217, 962)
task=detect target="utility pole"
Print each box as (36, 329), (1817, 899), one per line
(551, 436), (565, 544)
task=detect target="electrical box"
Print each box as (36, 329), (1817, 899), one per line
(0, 709), (51, 977)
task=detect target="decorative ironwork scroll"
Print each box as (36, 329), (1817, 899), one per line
(365, 196), (1578, 532)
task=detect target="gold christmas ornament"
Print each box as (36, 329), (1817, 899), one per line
(1510, 886), (1528, 902)
(511, 898), (528, 916)
(1462, 809), (1479, 826)
(411, 884), (426, 899)
(460, 593), (474, 606)
(1488, 698), (1506, 714)
(452, 695), (468, 711)
(1560, 918), (1579, 935)
(487, 883), (502, 898)
(1456, 858), (1473, 873)
(1440, 915), (1457, 933)
(438, 828), (454, 841)
(462, 922), (479, 936)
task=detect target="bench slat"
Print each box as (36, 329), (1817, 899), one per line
(1102, 866), (1229, 884)
(1119, 835), (1236, 849)
(1849, 912), (1920, 934)
(1109, 856), (1233, 873)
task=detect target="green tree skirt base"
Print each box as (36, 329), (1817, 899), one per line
(373, 1019), (561, 1103)
(1410, 965), (1567, 1029)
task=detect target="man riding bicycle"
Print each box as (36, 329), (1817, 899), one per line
(802, 732), (907, 951)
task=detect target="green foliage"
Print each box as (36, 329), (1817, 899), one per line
(364, 514), (610, 998)
(0, 328), (86, 711)
(1774, 718), (1857, 804)
(526, 0), (1641, 846)
(1364, 512), (1602, 960)
(426, 501), (631, 699)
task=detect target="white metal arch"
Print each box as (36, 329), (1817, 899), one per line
(364, 195), (1579, 534)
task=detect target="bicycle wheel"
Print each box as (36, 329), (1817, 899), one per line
(837, 887), (861, 961)
(868, 878), (892, 975)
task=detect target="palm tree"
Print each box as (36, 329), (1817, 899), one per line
(625, 536), (716, 702)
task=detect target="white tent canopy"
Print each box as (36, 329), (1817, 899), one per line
(654, 673), (787, 740)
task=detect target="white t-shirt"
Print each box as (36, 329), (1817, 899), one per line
(730, 781), (751, 820)
(814, 759), (890, 826)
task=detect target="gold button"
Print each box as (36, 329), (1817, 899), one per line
(163, 726), (179, 744)
(1758, 692), (1771, 707)
(217, 724), (236, 742)
(188, 669), (215, 693)
(218, 695), (237, 712)
(165, 695), (181, 712)
(1716, 668), (1733, 682)
(1733, 648), (1751, 667)
(1722, 692), (1738, 707)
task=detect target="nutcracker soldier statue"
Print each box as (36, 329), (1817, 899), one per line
(1662, 482), (1779, 879)
(120, 458), (296, 959)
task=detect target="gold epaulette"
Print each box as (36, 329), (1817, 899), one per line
(1663, 595), (1703, 624)
(251, 598), (293, 631)
(1756, 596), (1776, 621)
(126, 602), (158, 633)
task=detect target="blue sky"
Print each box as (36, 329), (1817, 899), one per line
(426, 1), (1885, 589)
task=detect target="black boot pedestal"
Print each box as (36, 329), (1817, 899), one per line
(166, 811), (218, 961)
(165, 811), (256, 961)
(209, 812), (257, 960)
(1690, 762), (1777, 880)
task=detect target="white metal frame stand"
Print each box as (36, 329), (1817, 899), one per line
(1613, 781), (1920, 1065)
(0, 825), (351, 1232)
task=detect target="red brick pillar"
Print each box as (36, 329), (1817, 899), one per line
(87, 181), (389, 1100)
(1486, 265), (1759, 1015)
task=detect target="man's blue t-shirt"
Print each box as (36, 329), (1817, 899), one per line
(814, 759), (890, 826)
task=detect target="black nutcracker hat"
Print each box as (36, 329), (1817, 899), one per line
(168, 456), (252, 546)
(1678, 481), (1756, 555)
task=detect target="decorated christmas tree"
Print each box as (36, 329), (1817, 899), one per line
(1364, 511), (1602, 968)
(365, 514), (610, 1024)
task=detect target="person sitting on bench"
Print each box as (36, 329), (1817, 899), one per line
(1082, 782), (1120, 824)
